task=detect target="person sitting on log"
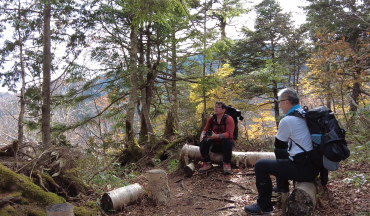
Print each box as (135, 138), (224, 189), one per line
(244, 88), (319, 215)
(199, 101), (235, 174)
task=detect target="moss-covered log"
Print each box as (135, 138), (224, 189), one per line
(0, 163), (65, 206)
(155, 136), (191, 159)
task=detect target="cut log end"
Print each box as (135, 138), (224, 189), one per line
(101, 193), (114, 210)
(287, 182), (316, 216)
(147, 169), (170, 205)
(184, 163), (195, 177)
(101, 183), (144, 211)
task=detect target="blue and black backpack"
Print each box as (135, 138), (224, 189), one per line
(289, 106), (350, 185)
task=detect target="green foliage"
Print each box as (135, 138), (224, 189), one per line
(74, 206), (93, 216)
(24, 208), (46, 216)
(0, 205), (17, 216)
(74, 154), (139, 195)
(167, 159), (179, 173)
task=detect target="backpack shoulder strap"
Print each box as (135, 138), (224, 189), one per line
(210, 115), (217, 129)
(288, 110), (304, 118)
(210, 114), (228, 130)
(222, 114), (229, 126)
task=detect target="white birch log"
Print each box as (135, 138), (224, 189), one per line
(147, 169), (170, 205)
(287, 182), (316, 216)
(101, 183), (144, 211)
(46, 203), (74, 216)
(180, 144), (275, 167)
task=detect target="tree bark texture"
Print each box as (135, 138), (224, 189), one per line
(126, 24), (143, 159)
(164, 33), (178, 137)
(350, 70), (360, 113)
(287, 182), (316, 216)
(46, 203), (74, 216)
(101, 183), (144, 211)
(180, 144), (275, 167)
(147, 169), (171, 205)
(42, 0), (51, 147)
(17, 0), (26, 156)
(137, 32), (148, 144)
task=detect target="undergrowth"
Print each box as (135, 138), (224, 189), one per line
(74, 153), (138, 194)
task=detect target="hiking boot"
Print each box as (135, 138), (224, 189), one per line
(223, 163), (231, 174)
(244, 203), (273, 215)
(199, 162), (212, 173)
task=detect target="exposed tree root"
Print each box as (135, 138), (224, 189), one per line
(32, 171), (49, 192)
(0, 196), (22, 208)
(41, 173), (73, 201)
(155, 136), (193, 159)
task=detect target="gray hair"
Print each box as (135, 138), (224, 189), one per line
(278, 88), (299, 105)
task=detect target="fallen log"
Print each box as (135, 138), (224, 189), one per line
(0, 144), (12, 151)
(0, 163), (65, 205)
(287, 182), (316, 216)
(101, 183), (144, 211)
(180, 144), (275, 167)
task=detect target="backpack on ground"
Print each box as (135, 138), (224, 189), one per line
(289, 106), (350, 185)
(210, 105), (244, 140)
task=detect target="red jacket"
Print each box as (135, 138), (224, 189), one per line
(202, 114), (235, 145)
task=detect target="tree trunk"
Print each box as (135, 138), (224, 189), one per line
(138, 25), (156, 146)
(164, 33), (178, 137)
(126, 24), (144, 159)
(138, 111), (148, 144)
(42, 0), (51, 147)
(46, 203), (74, 216)
(350, 69), (360, 113)
(147, 169), (171, 205)
(287, 182), (316, 216)
(101, 183), (144, 211)
(180, 144), (275, 167)
(17, 0), (25, 167)
(137, 32), (149, 145)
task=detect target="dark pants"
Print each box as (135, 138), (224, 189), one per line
(200, 139), (234, 164)
(254, 158), (319, 209)
(274, 148), (289, 192)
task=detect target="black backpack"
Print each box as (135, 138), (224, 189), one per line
(289, 106), (350, 185)
(210, 105), (244, 140)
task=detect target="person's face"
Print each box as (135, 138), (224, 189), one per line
(279, 97), (291, 114)
(214, 104), (226, 115)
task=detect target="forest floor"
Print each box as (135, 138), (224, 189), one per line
(0, 140), (369, 216)
(111, 141), (370, 216)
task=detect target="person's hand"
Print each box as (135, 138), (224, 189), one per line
(209, 132), (219, 140)
(200, 134), (205, 142)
